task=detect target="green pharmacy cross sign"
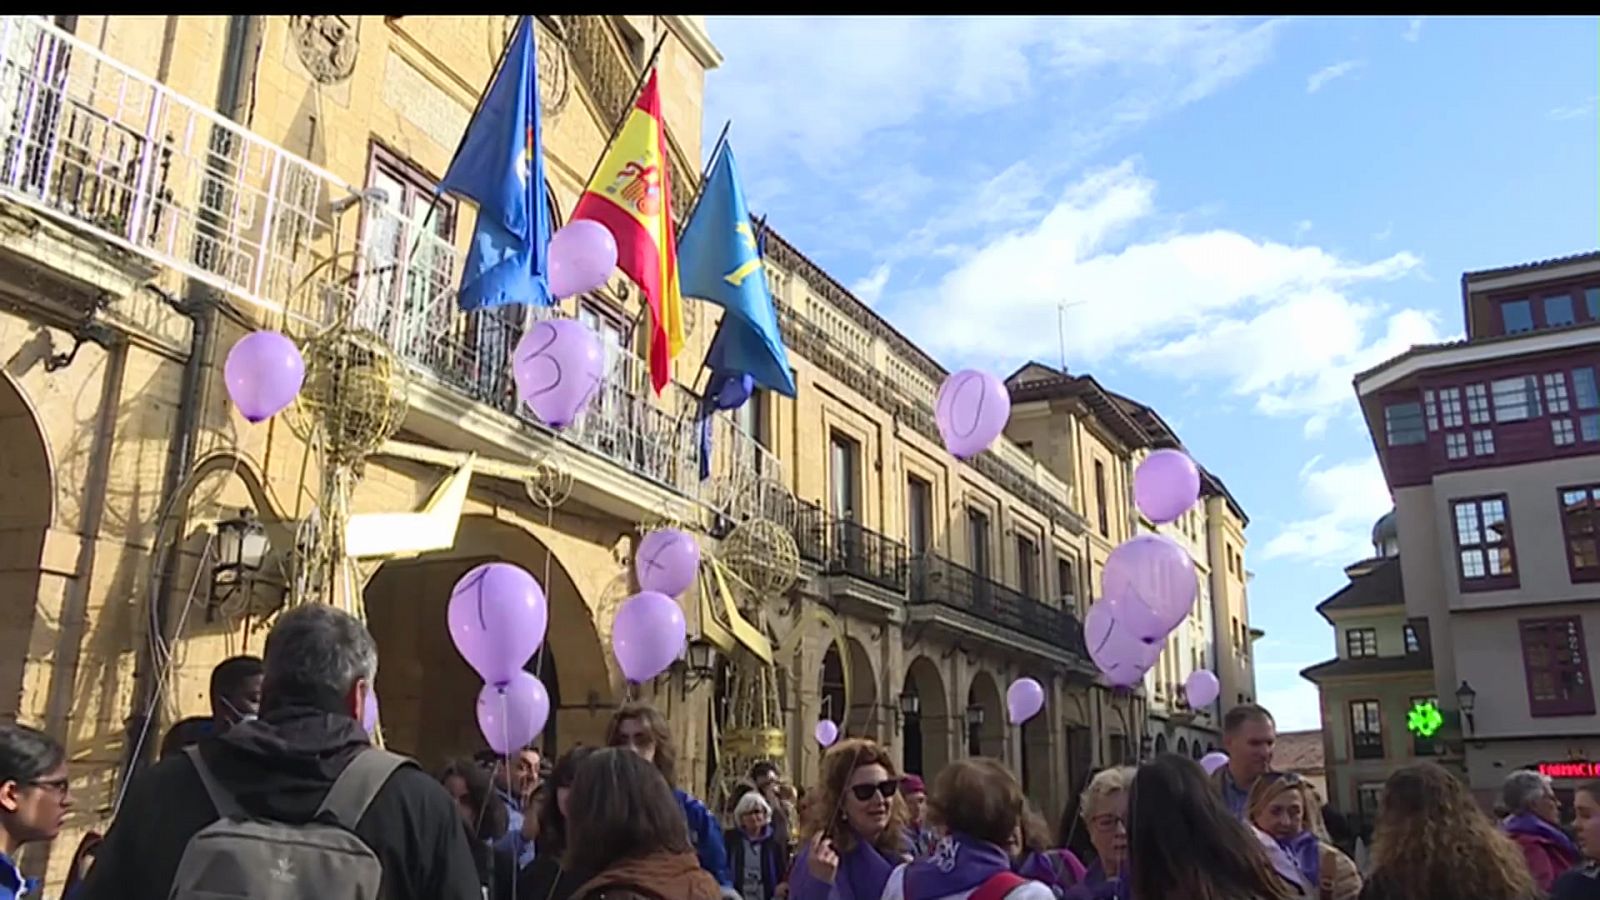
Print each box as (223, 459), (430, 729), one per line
(1407, 700), (1444, 738)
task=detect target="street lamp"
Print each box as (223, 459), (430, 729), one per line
(1455, 680), (1477, 735)
(898, 691), (921, 718)
(679, 638), (719, 691)
(209, 509), (269, 619)
(964, 704), (985, 729)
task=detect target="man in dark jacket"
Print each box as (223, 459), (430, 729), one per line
(78, 603), (482, 900)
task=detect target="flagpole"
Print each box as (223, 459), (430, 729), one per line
(584, 32), (670, 196)
(409, 15), (527, 264)
(675, 119), (730, 241)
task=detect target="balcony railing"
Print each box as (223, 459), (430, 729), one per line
(0, 15), (779, 508)
(908, 554), (1087, 656)
(773, 497), (908, 593)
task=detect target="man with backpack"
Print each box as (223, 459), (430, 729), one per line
(79, 603), (482, 900)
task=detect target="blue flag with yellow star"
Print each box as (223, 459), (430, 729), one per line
(436, 15), (553, 311)
(678, 141), (796, 397)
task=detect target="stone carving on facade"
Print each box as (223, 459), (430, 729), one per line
(289, 16), (359, 85)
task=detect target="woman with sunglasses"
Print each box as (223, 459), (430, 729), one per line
(1, 723), (73, 900)
(1245, 773), (1361, 900)
(789, 739), (908, 900)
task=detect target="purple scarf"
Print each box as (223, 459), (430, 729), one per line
(1014, 849), (1087, 893)
(790, 832), (896, 900)
(904, 833), (1012, 900)
(1060, 860), (1127, 900)
(1504, 812), (1582, 859)
(1278, 830), (1321, 886)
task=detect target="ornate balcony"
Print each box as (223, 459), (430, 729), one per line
(774, 497), (908, 594)
(0, 15), (776, 512)
(907, 553), (1089, 662)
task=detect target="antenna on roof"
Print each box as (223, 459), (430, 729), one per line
(1058, 299), (1086, 372)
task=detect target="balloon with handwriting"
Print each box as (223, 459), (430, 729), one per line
(513, 318), (605, 429)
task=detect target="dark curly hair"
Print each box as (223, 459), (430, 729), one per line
(535, 745), (595, 857)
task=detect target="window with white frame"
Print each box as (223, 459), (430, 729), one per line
(1445, 433), (1468, 459)
(1423, 389), (1438, 431)
(1554, 418), (1577, 447)
(1439, 387), (1463, 427)
(1472, 429), (1496, 456)
(1546, 373), (1572, 413)
(1493, 376), (1542, 422)
(1466, 384), (1491, 424)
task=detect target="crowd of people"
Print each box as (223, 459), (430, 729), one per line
(2, 602), (1600, 899)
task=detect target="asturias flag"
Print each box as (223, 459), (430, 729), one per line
(436, 16), (553, 312)
(571, 70), (683, 395)
(677, 141), (796, 398)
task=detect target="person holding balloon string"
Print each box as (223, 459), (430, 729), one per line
(789, 739), (909, 900)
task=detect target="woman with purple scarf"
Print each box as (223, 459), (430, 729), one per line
(881, 758), (1053, 900)
(1055, 767), (1136, 900)
(1244, 773), (1360, 900)
(1009, 804), (1088, 899)
(789, 739), (909, 900)
(1500, 769), (1582, 894)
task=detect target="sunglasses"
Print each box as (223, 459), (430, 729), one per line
(849, 780), (900, 802)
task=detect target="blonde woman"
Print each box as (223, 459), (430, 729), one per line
(1244, 773), (1361, 900)
(1064, 767), (1136, 899)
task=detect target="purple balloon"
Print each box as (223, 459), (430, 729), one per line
(1134, 449), (1201, 524)
(612, 591), (687, 683)
(1185, 669), (1220, 709)
(1200, 751), (1230, 775)
(224, 330), (305, 423)
(935, 369), (1011, 459)
(814, 719), (839, 748)
(447, 563), (549, 685)
(1006, 677), (1045, 725)
(361, 687), (380, 736)
(513, 318), (605, 429)
(477, 671), (551, 755)
(1085, 601), (1161, 688)
(548, 219), (619, 300)
(1102, 534), (1197, 640)
(635, 528), (701, 597)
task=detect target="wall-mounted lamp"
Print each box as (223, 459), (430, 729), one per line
(1455, 680), (1477, 736)
(209, 508), (270, 620)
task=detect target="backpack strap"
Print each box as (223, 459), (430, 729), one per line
(315, 747), (411, 830)
(184, 745), (247, 821)
(970, 871), (1028, 900)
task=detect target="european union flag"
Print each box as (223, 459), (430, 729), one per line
(436, 16), (552, 311)
(678, 142), (796, 398)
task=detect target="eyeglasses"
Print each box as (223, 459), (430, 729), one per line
(1089, 813), (1126, 832)
(849, 780), (900, 802)
(28, 778), (70, 797)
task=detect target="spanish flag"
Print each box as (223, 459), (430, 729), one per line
(571, 71), (683, 395)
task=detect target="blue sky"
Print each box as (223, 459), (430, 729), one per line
(701, 15), (1599, 730)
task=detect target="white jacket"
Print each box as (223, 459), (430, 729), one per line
(879, 864), (1056, 900)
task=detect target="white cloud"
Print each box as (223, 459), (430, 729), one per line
(1403, 17), (1425, 43)
(1261, 456), (1394, 565)
(706, 16), (1286, 177)
(1306, 59), (1364, 94)
(900, 161), (1438, 428)
(1295, 219), (1314, 238)
(1373, 222), (1394, 241)
(850, 263), (893, 307)
(1550, 97), (1598, 121)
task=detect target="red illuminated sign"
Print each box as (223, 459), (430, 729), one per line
(1538, 762), (1600, 779)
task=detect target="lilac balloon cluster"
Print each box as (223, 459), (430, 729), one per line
(224, 330), (305, 424)
(611, 529), (699, 684)
(1006, 677), (1045, 725)
(1084, 449), (1213, 690)
(447, 562), (552, 755)
(935, 369), (1011, 459)
(513, 318), (605, 430)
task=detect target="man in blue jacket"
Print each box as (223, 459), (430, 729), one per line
(608, 702), (734, 894)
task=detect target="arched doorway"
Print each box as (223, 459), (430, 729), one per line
(966, 671), (1003, 759)
(818, 637), (879, 740)
(1190, 739), (1203, 761)
(819, 644), (845, 732)
(363, 515), (612, 770)
(0, 374), (52, 719)
(1155, 734), (1168, 755)
(901, 656), (949, 780)
(1020, 700), (1053, 811)
(1176, 736), (1188, 757)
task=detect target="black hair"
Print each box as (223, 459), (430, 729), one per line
(210, 655), (264, 702)
(535, 745), (596, 857)
(158, 716), (215, 760)
(0, 722), (65, 785)
(440, 757), (509, 842)
(1129, 754), (1290, 900)
(749, 760), (780, 782)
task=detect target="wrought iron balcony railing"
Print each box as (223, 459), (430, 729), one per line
(772, 497), (908, 593)
(908, 554), (1087, 656)
(0, 15), (779, 507)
